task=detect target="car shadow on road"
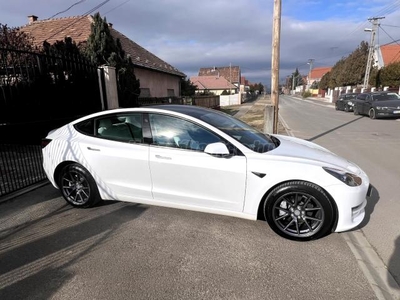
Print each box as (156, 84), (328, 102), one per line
(358, 184), (379, 230)
(388, 236), (400, 290)
(307, 116), (364, 142)
(0, 186), (147, 300)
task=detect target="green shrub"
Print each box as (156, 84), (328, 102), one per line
(302, 91), (312, 98)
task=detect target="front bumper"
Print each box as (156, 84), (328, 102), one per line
(326, 178), (370, 233)
(376, 109), (400, 118)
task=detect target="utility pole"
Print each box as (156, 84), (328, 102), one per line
(307, 59), (314, 88)
(292, 73), (295, 93)
(269, 0), (281, 134)
(363, 17), (384, 89)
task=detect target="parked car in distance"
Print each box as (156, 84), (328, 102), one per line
(42, 105), (370, 241)
(354, 92), (400, 119)
(335, 93), (358, 112)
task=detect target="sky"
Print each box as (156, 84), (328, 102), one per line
(1, 0), (400, 86)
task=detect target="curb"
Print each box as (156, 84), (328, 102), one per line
(343, 231), (400, 300)
(278, 97), (400, 300)
(0, 181), (50, 205)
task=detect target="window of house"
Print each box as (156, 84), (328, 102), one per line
(167, 89), (175, 97)
(140, 88), (151, 97)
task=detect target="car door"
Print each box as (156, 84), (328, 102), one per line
(355, 94), (365, 114)
(363, 94), (372, 114)
(77, 113), (152, 201)
(337, 96), (344, 110)
(147, 113), (247, 212)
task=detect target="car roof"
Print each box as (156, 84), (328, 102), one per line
(71, 105), (228, 125)
(367, 91), (396, 95)
(147, 104), (227, 119)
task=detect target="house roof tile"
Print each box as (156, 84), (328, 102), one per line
(309, 67), (332, 80)
(190, 75), (237, 90)
(19, 15), (185, 77)
(198, 66), (241, 83)
(380, 45), (400, 66)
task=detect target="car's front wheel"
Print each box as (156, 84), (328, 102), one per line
(264, 181), (335, 241)
(354, 105), (359, 115)
(369, 108), (376, 119)
(59, 163), (101, 208)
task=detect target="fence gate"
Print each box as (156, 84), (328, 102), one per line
(0, 48), (103, 197)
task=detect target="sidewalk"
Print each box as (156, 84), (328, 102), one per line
(230, 95), (288, 135)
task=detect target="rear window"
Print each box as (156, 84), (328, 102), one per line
(372, 93), (400, 101)
(74, 119), (95, 136)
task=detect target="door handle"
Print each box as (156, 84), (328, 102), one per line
(87, 147), (100, 151)
(155, 155), (172, 160)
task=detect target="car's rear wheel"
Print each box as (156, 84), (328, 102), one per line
(59, 163), (100, 208)
(335, 103), (339, 110)
(264, 181), (335, 241)
(369, 108), (376, 119)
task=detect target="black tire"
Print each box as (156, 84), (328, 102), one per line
(369, 108), (376, 119)
(264, 181), (335, 241)
(354, 105), (359, 115)
(59, 163), (101, 208)
(344, 105), (349, 112)
(335, 103), (339, 111)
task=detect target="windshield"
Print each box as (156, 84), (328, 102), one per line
(200, 111), (278, 153)
(372, 93), (400, 101)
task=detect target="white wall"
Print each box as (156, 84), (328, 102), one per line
(220, 94), (240, 106)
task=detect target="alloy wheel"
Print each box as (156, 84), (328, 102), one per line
(271, 191), (325, 238)
(369, 108), (376, 119)
(61, 170), (91, 205)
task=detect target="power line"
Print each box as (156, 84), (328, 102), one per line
(382, 38), (400, 46)
(379, 25), (400, 64)
(347, 0), (400, 36)
(379, 25), (400, 46)
(48, 0), (87, 19)
(42, 0), (112, 43)
(104, 0), (131, 16)
(381, 24), (400, 28)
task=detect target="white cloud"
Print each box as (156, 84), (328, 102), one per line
(1, 0), (399, 84)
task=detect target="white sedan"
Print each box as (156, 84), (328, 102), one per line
(42, 105), (370, 241)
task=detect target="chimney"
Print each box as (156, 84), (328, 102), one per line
(108, 23), (113, 28)
(28, 15), (38, 24)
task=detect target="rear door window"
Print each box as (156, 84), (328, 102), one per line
(95, 113), (143, 143)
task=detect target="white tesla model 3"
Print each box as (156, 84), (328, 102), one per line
(42, 105), (370, 241)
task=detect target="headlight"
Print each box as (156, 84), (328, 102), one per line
(323, 167), (362, 186)
(347, 101), (353, 105)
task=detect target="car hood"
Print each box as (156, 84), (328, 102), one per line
(373, 100), (400, 107)
(269, 135), (361, 174)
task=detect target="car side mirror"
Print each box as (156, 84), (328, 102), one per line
(204, 142), (231, 157)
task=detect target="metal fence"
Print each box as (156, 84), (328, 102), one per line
(0, 48), (103, 198)
(0, 144), (47, 197)
(0, 47), (103, 144)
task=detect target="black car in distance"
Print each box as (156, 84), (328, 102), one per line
(353, 92), (400, 119)
(335, 93), (358, 112)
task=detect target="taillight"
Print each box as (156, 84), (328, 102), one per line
(41, 138), (52, 148)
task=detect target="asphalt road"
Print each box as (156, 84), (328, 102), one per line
(0, 96), (397, 299)
(279, 95), (400, 298)
(1, 178), (376, 297)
